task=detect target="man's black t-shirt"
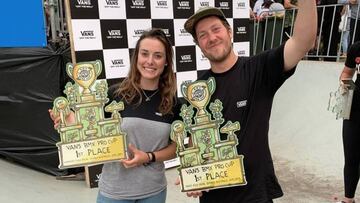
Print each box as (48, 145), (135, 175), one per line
(345, 41), (360, 87)
(198, 44), (295, 203)
(344, 41), (360, 112)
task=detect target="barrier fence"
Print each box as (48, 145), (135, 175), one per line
(250, 3), (359, 61)
(46, 2), (359, 61)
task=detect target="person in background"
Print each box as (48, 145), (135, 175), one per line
(339, 4), (351, 57)
(319, 0), (342, 61)
(284, 0), (298, 9)
(253, 0), (265, 18)
(43, 0), (50, 39)
(254, 0), (273, 20)
(250, 0), (257, 9)
(250, 0), (257, 19)
(50, 28), (179, 203)
(334, 41), (360, 203)
(338, 0), (360, 45)
(283, 0), (298, 41)
(179, 1), (317, 202)
(253, 0), (285, 20)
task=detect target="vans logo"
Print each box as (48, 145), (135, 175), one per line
(134, 29), (145, 35)
(107, 30), (122, 39)
(200, 2), (209, 7)
(157, 1), (167, 6)
(131, 0), (145, 8)
(238, 2), (245, 8)
(95, 173), (101, 182)
(180, 28), (188, 34)
(111, 59), (123, 65)
(236, 100), (247, 108)
(75, 0), (93, 8)
(178, 1), (189, 7)
(200, 53), (208, 62)
(237, 50), (246, 56)
(237, 27), (246, 32)
(219, 2), (228, 7)
(132, 0), (144, 6)
(180, 55), (192, 63)
(236, 27), (246, 35)
(77, 0), (91, 5)
(108, 30), (121, 36)
(181, 55), (191, 60)
(79, 30), (95, 39)
(111, 59), (125, 68)
(105, 0), (118, 5)
(80, 30), (94, 36)
(161, 29), (169, 35)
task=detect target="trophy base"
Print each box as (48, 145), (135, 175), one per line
(179, 157), (247, 192)
(57, 134), (126, 169)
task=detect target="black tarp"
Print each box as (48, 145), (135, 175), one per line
(0, 44), (73, 176)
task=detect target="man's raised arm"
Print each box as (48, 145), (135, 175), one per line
(284, 0), (317, 71)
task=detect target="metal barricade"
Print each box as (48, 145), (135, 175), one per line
(250, 3), (360, 62)
(45, 1), (359, 60)
(45, 0), (68, 44)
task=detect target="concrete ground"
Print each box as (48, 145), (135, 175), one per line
(0, 61), (359, 203)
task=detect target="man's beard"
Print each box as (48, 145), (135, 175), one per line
(203, 45), (232, 63)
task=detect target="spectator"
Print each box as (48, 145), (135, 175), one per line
(338, 0), (360, 44)
(283, 0), (298, 41)
(319, 0), (342, 61)
(253, 0), (266, 19)
(254, 0), (285, 20)
(339, 5), (351, 56)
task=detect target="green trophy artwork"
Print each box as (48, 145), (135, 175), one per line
(52, 60), (127, 169)
(171, 77), (247, 192)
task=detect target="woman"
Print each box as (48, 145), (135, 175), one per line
(50, 28), (179, 203)
(335, 41), (360, 203)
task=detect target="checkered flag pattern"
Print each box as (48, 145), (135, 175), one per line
(68, 0), (250, 97)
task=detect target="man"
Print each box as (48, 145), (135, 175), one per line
(181, 1), (317, 202)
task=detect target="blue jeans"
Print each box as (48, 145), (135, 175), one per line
(341, 30), (350, 54)
(96, 189), (167, 203)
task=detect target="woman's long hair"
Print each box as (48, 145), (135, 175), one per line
(114, 28), (176, 115)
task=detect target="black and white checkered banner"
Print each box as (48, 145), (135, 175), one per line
(68, 0), (250, 97)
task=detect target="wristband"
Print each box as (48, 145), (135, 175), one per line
(149, 152), (156, 162)
(146, 152), (152, 162)
(143, 153), (151, 166)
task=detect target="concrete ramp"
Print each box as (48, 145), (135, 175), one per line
(270, 60), (359, 202)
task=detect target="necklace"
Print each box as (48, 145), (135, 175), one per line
(141, 89), (159, 101)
